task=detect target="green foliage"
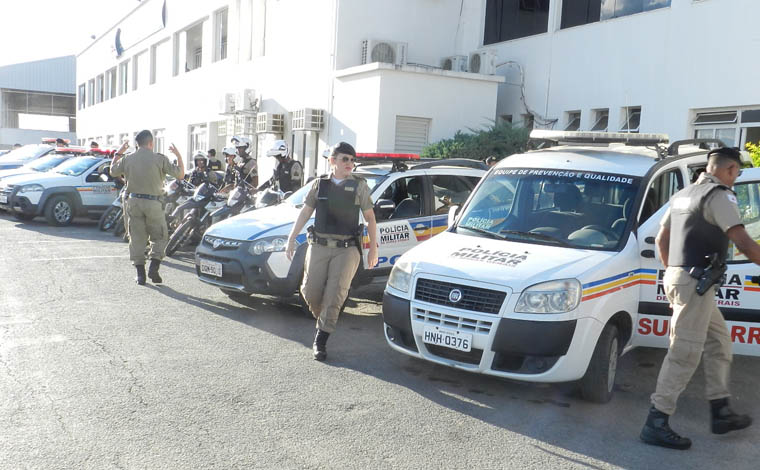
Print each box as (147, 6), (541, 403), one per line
(745, 141), (760, 168)
(420, 122), (531, 161)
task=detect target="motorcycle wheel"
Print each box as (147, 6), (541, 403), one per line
(113, 216), (125, 238)
(98, 206), (120, 231)
(166, 220), (194, 256)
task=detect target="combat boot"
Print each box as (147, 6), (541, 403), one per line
(313, 329), (330, 361)
(640, 407), (692, 450)
(148, 259), (163, 284)
(710, 398), (752, 434)
(135, 265), (146, 286)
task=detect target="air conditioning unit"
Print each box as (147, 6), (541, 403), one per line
(468, 50), (497, 75)
(361, 39), (408, 66)
(256, 113), (284, 134)
(292, 108), (324, 132)
(235, 88), (258, 113)
(441, 55), (468, 72)
(218, 92), (236, 115)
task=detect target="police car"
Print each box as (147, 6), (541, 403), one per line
(0, 148), (82, 185)
(0, 143), (55, 171)
(382, 130), (760, 403)
(0, 148), (117, 225)
(195, 154), (487, 300)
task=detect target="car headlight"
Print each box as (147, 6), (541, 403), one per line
(515, 279), (581, 314)
(19, 184), (45, 193)
(248, 237), (288, 256)
(387, 259), (412, 293)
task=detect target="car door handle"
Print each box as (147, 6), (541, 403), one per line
(641, 249), (655, 258)
(645, 237), (655, 244)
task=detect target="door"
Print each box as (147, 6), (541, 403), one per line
(81, 161), (117, 207)
(428, 172), (481, 242)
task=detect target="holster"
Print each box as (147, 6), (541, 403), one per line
(354, 224), (365, 258)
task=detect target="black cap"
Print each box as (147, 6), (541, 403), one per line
(329, 141), (356, 158)
(707, 146), (742, 164)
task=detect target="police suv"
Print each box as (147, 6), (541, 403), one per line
(382, 130), (760, 403)
(195, 155), (487, 300)
(0, 148), (117, 225)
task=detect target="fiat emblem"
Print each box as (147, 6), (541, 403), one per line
(448, 289), (463, 303)
(212, 238), (223, 249)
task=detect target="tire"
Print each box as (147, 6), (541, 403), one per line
(165, 219), (194, 256)
(113, 216), (126, 238)
(12, 212), (35, 221)
(98, 206), (120, 231)
(44, 195), (74, 226)
(580, 324), (620, 404)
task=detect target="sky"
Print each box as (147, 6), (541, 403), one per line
(0, 0), (140, 67)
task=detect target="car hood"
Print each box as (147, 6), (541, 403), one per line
(0, 171), (72, 187)
(405, 231), (617, 293)
(0, 168), (35, 181)
(205, 203), (307, 241)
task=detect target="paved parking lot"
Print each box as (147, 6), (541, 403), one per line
(1, 215), (759, 469)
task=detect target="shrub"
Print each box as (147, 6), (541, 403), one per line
(745, 141), (760, 168)
(421, 122), (531, 161)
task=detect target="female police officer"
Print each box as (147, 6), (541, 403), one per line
(286, 142), (378, 361)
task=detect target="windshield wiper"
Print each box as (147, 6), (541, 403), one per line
(457, 225), (506, 240)
(500, 230), (572, 247)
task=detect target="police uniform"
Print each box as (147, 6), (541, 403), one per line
(110, 147), (183, 282)
(300, 174), (373, 352)
(261, 158), (303, 193)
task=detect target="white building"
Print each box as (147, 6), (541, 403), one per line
(478, 0), (760, 150)
(76, 0), (503, 178)
(0, 56), (76, 149)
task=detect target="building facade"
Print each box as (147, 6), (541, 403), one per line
(76, 0), (503, 178)
(0, 56), (76, 149)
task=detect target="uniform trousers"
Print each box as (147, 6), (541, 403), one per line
(651, 267), (733, 415)
(126, 197), (168, 265)
(301, 242), (361, 333)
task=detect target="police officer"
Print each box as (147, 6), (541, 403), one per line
(231, 136), (257, 187)
(641, 147), (760, 450)
(485, 155), (498, 168)
(259, 140), (303, 193)
(110, 130), (185, 285)
(286, 142), (378, 361)
(218, 147), (240, 194)
(207, 148), (223, 171)
(187, 151), (218, 187)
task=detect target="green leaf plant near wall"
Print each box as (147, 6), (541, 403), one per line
(745, 141), (760, 168)
(420, 121), (531, 162)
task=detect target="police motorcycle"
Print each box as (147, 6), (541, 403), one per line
(165, 180), (225, 256)
(209, 179), (257, 222)
(163, 177), (196, 230)
(98, 176), (125, 231)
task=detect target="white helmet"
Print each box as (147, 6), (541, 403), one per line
(193, 151), (209, 167)
(232, 136), (251, 150)
(266, 140), (289, 158)
(222, 146), (237, 157)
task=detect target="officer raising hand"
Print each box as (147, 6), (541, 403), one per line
(286, 142), (378, 361)
(641, 147), (760, 450)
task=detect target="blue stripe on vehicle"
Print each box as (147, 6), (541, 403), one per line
(246, 222), (296, 241)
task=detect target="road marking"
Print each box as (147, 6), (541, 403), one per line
(27, 255), (129, 262)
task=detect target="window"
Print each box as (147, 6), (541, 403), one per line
(639, 169), (683, 224)
(376, 176), (426, 220)
(693, 111), (738, 148)
(562, 0), (670, 29)
(1, 90), (75, 131)
(521, 113), (534, 129)
(728, 181), (760, 262)
(214, 8), (228, 62)
(591, 109), (609, 131)
(394, 116), (430, 154)
(96, 74), (104, 104)
(484, 0), (550, 45)
(151, 40), (171, 84)
(601, 0), (671, 21)
(106, 135), (115, 146)
(87, 79), (95, 106)
(78, 84), (86, 110)
(118, 61), (129, 95)
(500, 114), (513, 125)
(182, 22), (204, 72)
(153, 129), (165, 155)
(133, 51), (149, 91)
(565, 111), (581, 131)
(105, 68), (117, 100)
(119, 133), (129, 146)
(620, 106), (641, 133)
(431, 175), (480, 214)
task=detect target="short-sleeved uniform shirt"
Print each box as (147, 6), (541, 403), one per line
(304, 173), (373, 240)
(110, 147), (183, 196)
(660, 173), (742, 233)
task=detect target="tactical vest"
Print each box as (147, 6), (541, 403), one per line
(668, 182), (732, 268)
(277, 160), (301, 193)
(314, 176), (361, 236)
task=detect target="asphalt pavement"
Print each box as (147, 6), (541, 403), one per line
(1, 215), (759, 469)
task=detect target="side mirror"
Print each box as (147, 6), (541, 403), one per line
(374, 198), (395, 219)
(447, 205), (461, 227)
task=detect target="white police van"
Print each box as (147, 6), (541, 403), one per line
(195, 155), (486, 301)
(382, 130), (760, 403)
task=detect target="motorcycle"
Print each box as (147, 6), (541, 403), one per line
(99, 186), (126, 231)
(165, 182), (225, 256)
(253, 187), (289, 209)
(163, 178), (195, 231)
(209, 181), (256, 222)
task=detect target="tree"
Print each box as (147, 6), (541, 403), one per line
(745, 141), (760, 168)
(421, 121), (531, 161)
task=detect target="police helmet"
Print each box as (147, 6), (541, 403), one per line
(266, 140), (289, 158)
(193, 151), (209, 167)
(232, 136), (251, 150)
(222, 146), (237, 157)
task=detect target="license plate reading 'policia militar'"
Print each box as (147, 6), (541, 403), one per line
(200, 259), (223, 277)
(423, 326), (472, 352)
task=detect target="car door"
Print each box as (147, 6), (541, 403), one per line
(81, 161), (117, 208)
(427, 171), (481, 241)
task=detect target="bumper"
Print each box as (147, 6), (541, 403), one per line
(9, 195), (39, 215)
(382, 291), (603, 383)
(195, 240), (304, 296)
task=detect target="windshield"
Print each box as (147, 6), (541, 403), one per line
(0, 144), (51, 163)
(286, 173), (384, 206)
(54, 157), (100, 176)
(456, 167), (641, 250)
(25, 155), (70, 172)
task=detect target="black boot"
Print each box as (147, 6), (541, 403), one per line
(711, 398), (752, 434)
(640, 407), (692, 450)
(313, 329), (330, 361)
(135, 265), (146, 286)
(148, 258), (163, 284)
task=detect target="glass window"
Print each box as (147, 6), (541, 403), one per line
(26, 155), (70, 172)
(106, 68), (117, 100)
(639, 169), (683, 224)
(54, 157), (100, 176)
(87, 79), (95, 106)
(214, 8), (228, 62)
(565, 111), (581, 131)
(561, 0), (602, 29)
(96, 74), (104, 103)
(376, 176), (426, 220)
(118, 61), (129, 95)
(133, 51), (149, 90)
(620, 106), (641, 133)
(694, 111), (737, 125)
(591, 110), (609, 131)
(522, 114), (534, 129)
(601, 0), (671, 20)
(78, 84), (86, 110)
(431, 175), (479, 214)
(153, 129), (165, 155)
(185, 23), (204, 72)
(152, 40), (171, 84)
(728, 181), (760, 262)
(190, 124), (208, 160)
(484, 0), (550, 45)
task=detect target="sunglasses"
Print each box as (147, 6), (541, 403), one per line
(337, 156), (355, 163)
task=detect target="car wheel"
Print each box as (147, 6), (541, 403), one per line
(44, 196), (74, 226)
(580, 324), (619, 404)
(12, 212), (35, 221)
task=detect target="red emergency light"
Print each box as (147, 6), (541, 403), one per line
(53, 147), (88, 154)
(41, 137), (71, 145)
(355, 152), (420, 160)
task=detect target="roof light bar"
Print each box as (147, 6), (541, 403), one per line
(355, 152), (420, 160)
(530, 130), (669, 146)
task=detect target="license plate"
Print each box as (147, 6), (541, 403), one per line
(0, 194), (7, 204)
(423, 326), (472, 352)
(199, 258), (223, 277)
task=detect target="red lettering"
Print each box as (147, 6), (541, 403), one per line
(638, 318), (652, 335)
(749, 327), (760, 345)
(653, 319), (669, 337)
(732, 326), (747, 344)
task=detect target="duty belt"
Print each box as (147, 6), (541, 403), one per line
(128, 193), (160, 201)
(308, 233), (357, 248)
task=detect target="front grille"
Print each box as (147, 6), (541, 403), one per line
(426, 344), (483, 365)
(413, 307), (493, 333)
(414, 278), (506, 314)
(203, 235), (242, 250)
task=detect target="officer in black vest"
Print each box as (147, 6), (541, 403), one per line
(286, 142), (378, 361)
(259, 140), (303, 193)
(641, 147), (760, 450)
